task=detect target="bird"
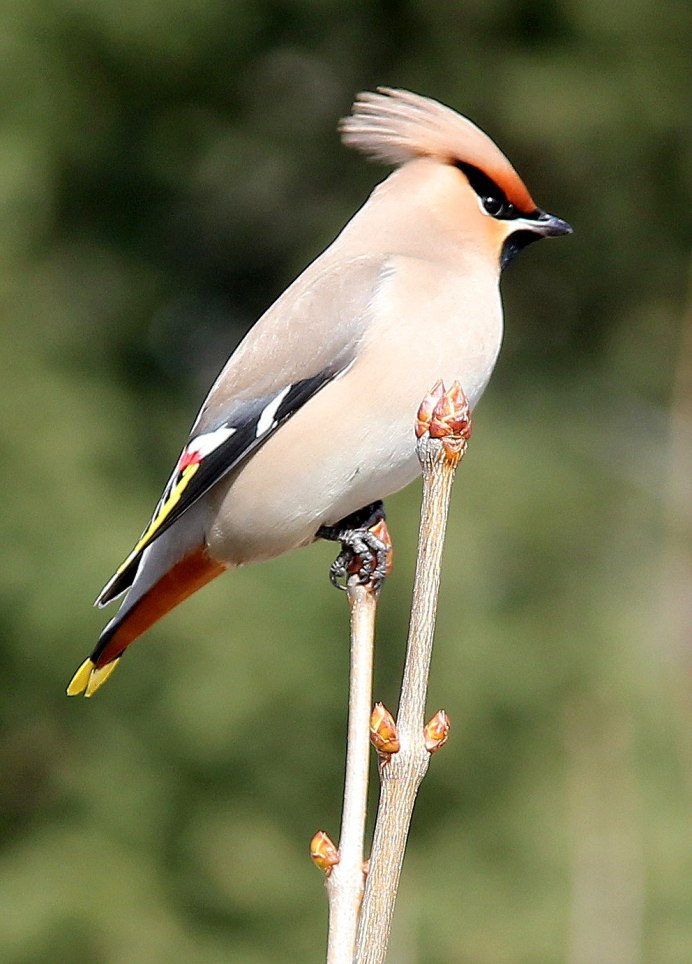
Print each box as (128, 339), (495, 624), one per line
(67, 87), (572, 697)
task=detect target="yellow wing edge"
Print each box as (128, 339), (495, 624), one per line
(111, 463), (201, 581)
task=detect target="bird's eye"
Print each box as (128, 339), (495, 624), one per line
(482, 196), (504, 217)
(455, 162), (520, 220)
(482, 195), (519, 220)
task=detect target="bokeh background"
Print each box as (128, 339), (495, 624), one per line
(2, 0), (691, 960)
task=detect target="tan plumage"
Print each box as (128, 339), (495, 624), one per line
(340, 87), (536, 211)
(68, 87), (571, 697)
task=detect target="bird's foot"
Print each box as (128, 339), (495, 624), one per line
(317, 502), (393, 592)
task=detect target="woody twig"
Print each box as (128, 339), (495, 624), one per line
(354, 381), (472, 964)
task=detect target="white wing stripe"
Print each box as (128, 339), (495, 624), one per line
(189, 425), (237, 458)
(256, 386), (291, 437)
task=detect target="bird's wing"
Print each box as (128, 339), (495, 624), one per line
(97, 372), (339, 605)
(97, 255), (389, 606)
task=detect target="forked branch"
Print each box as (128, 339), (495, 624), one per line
(355, 381), (472, 963)
(312, 382), (471, 964)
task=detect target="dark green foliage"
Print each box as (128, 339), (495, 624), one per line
(1, 0), (690, 959)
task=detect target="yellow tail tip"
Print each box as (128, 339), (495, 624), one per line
(66, 657), (121, 697)
(66, 658), (94, 696)
(85, 659), (121, 697)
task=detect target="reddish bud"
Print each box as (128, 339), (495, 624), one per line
(370, 702), (400, 754)
(429, 382), (472, 442)
(310, 831), (340, 874)
(415, 380), (445, 438)
(416, 381), (472, 462)
(424, 709), (451, 753)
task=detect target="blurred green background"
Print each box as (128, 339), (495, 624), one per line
(2, 0), (691, 960)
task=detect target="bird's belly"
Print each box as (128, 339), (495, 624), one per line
(206, 408), (421, 566)
(208, 354), (497, 567)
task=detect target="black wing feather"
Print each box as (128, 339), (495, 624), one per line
(97, 368), (339, 606)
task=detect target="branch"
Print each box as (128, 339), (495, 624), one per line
(311, 519), (393, 962)
(325, 579), (378, 963)
(355, 381), (472, 964)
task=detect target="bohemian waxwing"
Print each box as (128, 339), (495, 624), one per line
(68, 87), (571, 697)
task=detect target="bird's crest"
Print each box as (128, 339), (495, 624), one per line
(340, 87), (536, 214)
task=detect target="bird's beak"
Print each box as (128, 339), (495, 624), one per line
(522, 210), (573, 237)
(500, 210), (572, 269)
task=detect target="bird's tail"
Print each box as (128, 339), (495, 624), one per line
(67, 546), (225, 697)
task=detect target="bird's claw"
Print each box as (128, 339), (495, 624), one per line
(318, 501), (392, 592)
(329, 527), (389, 591)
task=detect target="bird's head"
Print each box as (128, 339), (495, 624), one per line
(340, 87), (572, 269)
